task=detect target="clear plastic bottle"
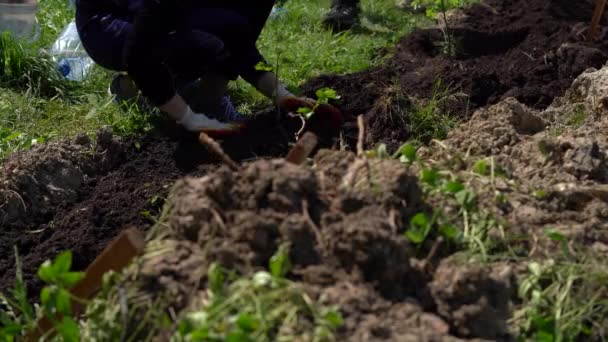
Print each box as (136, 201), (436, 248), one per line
(49, 21), (94, 82)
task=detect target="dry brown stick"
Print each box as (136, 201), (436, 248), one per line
(285, 131), (318, 165)
(27, 228), (145, 341)
(198, 132), (239, 171)
(419, 236), (444, 273)
(356, 115), (365, 157)
(589, 0), (607, 41)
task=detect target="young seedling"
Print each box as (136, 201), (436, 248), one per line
(175, 245), (342, 341)
(297, 87), (340, 120)
(393, 142), (418, 164)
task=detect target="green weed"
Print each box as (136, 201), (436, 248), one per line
(514, 257), (608, 341)
(174, 244), (342, 341)
(409, 80), (459, 143)
(1, 250), (85, 341)
(389, 142), (501, 256)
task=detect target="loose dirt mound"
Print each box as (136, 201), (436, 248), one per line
(90, 62), (608, 342)
(110, 153), (515, 340)
(420, 64), (608, 256)
(304, 0), (608, 149)
(0, 116), (295, 298)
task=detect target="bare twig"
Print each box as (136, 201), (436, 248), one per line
(440, 0), (454, 57)
(420, 236), (444, 272)
(302, 200), (324, 249)
(589, 0), (607, 41)
(356, 115), (365, 157)
(198, 132), (239, 171)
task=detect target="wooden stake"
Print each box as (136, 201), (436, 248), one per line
(285, 132), (318, 165)
(198, 132), (239, 171)
(27, 228), (145, 341)
(589, 0), (606, 41)
(356, 115), (365, 157)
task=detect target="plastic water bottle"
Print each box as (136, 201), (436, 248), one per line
(49, 21), (94, 82)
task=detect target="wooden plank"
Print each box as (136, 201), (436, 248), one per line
(286, 132), (319, 165)
(589, 0), (607, 41)
(27, 228), (145, 341)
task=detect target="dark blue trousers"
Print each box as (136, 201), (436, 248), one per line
(76, 0), (274, 98)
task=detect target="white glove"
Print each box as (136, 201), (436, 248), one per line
(176, 106), (236, 132)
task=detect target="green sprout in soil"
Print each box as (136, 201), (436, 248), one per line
(174, 244), (342, 342)
(297, 87), (341, 120)
(1, 249), (85, 342)
(409, 80), (459, 143)
(388, 142), (501, 257)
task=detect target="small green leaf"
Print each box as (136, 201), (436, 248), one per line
(58, 271), (85, 288)
(438, 224), (459, 240)
(534, 330), (555, 342)
(297, 106), (315, 120)
(533, 189), (548, 199)
(37, 260), (55, 283)
(323, 310), (343, 329)
(528, 262), (542, 277)
(269, 244), (291, 278)
(443, 181), (464, 194)
(545, 230), (566, 242)
(405, 213), (431, 244)
(226, 330), (248, 342)
(315, 87), (340, 103)
(52, 251), (73, 275)
(56, 288), (72, 316)
(420, 168), (440, 186)
(455, 189), (476, 210)
(0, 323), (23, 336)
(40, 286), (53, 308)
(4, 131), (21, 141)
(56, 317), (80, 342)
(189, 328), (210, 340)
(297, 106), (312, 114)
(208, 263), (224, 296)
(473, 159), (489, 175)
(394, 143), (417, 163)
(236, 313), (259, 332)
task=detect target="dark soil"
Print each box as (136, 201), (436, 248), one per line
(1, 0), (607, 339)
(133, 152), (516, 340)
(303, 0), (608, 150)
(0, 114), (298, 298)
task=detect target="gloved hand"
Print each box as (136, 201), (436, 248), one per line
(177, 106), (243, 134)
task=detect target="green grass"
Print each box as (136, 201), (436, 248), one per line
(0, 0), (425, 161)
